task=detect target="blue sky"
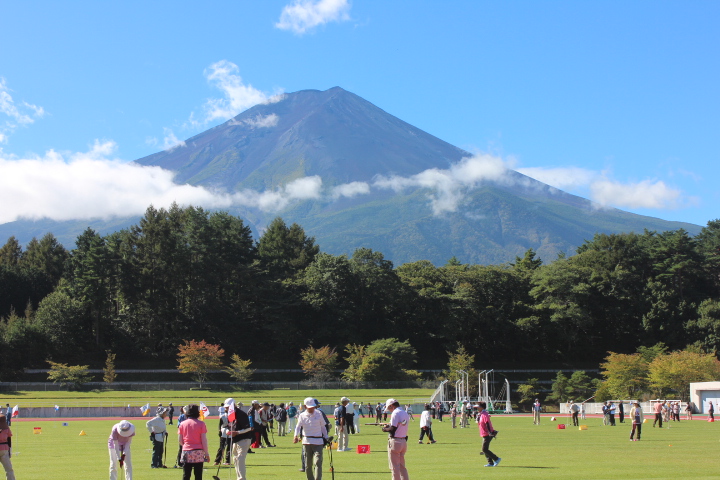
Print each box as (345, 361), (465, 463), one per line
(0, 0), (718, 227)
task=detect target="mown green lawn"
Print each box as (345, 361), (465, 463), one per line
(1, 388), (434, 408)
(10, 412), (719, 479)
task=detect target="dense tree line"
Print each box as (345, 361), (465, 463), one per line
(1, 206), (719, 377)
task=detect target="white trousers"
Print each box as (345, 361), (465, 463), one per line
(109, 446), (132, 480)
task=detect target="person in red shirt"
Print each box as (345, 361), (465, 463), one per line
(477, 402), (501, 467)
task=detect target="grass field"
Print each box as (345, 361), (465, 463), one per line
(10, 413), (719, 479)
(0, 388), (434, 407)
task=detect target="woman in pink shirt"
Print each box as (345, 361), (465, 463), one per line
(178, 404), (209, 480)
(0, 414), (14, 480)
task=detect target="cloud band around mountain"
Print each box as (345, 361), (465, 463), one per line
(0, 143), (692, 225)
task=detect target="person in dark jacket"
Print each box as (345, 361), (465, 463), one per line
(223, 398), (254, 480)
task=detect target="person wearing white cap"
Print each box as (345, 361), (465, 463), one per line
(108, 420), (135, 480)
(294, 397), (330, 480)
(352, 402), (361, 433)
(382, 399), (410, 480)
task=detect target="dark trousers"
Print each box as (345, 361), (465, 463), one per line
(572, 412), (579, 426)
(151, 438), (164, 467)
(630, 423), (642, 440)
(654, 413), (663, 428)
(346, 414), (355, 434)
(376, 411), (382, 422)
(214, 437), (231, 464)
(609, 414), (615, 426)
(176, 444), (183, 466)
(419, 427), (434, 442)
(168, 415), (174, 425)
(482, 435), (498, 463)
(182, 462), (203, 480)
(259, 424), (272, 446)
(619, 412), (624, 423)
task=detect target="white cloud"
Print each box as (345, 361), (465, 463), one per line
(276, 0), (351, 35)
(235, 113), (279, 129)
(162, 128), (186, 151)
(331, 181), (370, 199)
(0, 78), (45, 142)
(590, 179), (684, 209)
(374, 154), (512, 214)
(196, 61), (284, 126)
(517, 166), (597, 190)
(0, 143), (331, 225)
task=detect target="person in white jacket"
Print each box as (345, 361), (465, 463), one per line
(418, 404), (437, 444)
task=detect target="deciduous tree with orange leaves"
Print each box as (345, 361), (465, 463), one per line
(177, 339), (224, 388)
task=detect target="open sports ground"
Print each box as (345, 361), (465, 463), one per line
(6, 389), (720, 480)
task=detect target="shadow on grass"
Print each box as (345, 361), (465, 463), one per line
(500, 466), (558, 469)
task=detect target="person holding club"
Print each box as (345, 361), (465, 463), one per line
(108, 420), (135, 480)
(294, 397), (330, 480)
(222, 398), (253, 480)
(146, 408), (168, 468)
(0, 414), (15, 480)
(382, 398), (410, 480)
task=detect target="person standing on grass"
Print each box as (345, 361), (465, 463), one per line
(214, 404), (231, 466)
(686, 402), (693, 420)
(174, 406), (187, 468)
(418, 404), (436, 444)
(450, 402), (457, 428)
(177, 404), (209, 480)
(533, 399), (541, 425)
(168, 403), (175, 425)
(276, 403), (288, 436)
(382, 399), (410, 480)
(288, 401), (298, 432)
(654, 401), (664, 427)
(707, 401), (714, 421)
(629, 401), (644, 441)
(109, 420), (135, 480)
(4, 406), (9, 427)
(0, 414), (15, 480)
(569, 401), (580, 427)
(353, 402), (362, 433)
(294, 397), (330, 480)
(336, 397), (351, 451)
(477, 402), (500, 468)
(146, 408), (168, 468)
(223, 398), (254, 480)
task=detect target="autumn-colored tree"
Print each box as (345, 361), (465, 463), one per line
(103, 350), (117, 384)
(648, 349), (720, 400)
(299, 345), (338, 382)
(225, 354), (255, 383)
(47, 361), (92, 389)
(177, 339), (225, 388)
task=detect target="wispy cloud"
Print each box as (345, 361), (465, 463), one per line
(193, 60), (284, 127)
(374, 154), (510, 214)
(0, 142), (360, 224)
(331, 181), (370, 199)
(162, 128), (186, 151)
(0, 78), (45, 143)
(276, 0), (351, 35)
(231, 113), (280, 129)
(518, 165), (689, 210)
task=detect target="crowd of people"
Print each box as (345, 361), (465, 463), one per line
(106, 396), (446, 480)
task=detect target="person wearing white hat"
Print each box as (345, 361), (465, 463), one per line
(108, 420), (136, 480)
(382, 399), (410, 480)
(294, 397), (330, 480)
(287, 401), (298, 433)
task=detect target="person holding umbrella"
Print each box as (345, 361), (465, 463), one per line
(146, 408), (168, 468)
(108, 420), (135, 480)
